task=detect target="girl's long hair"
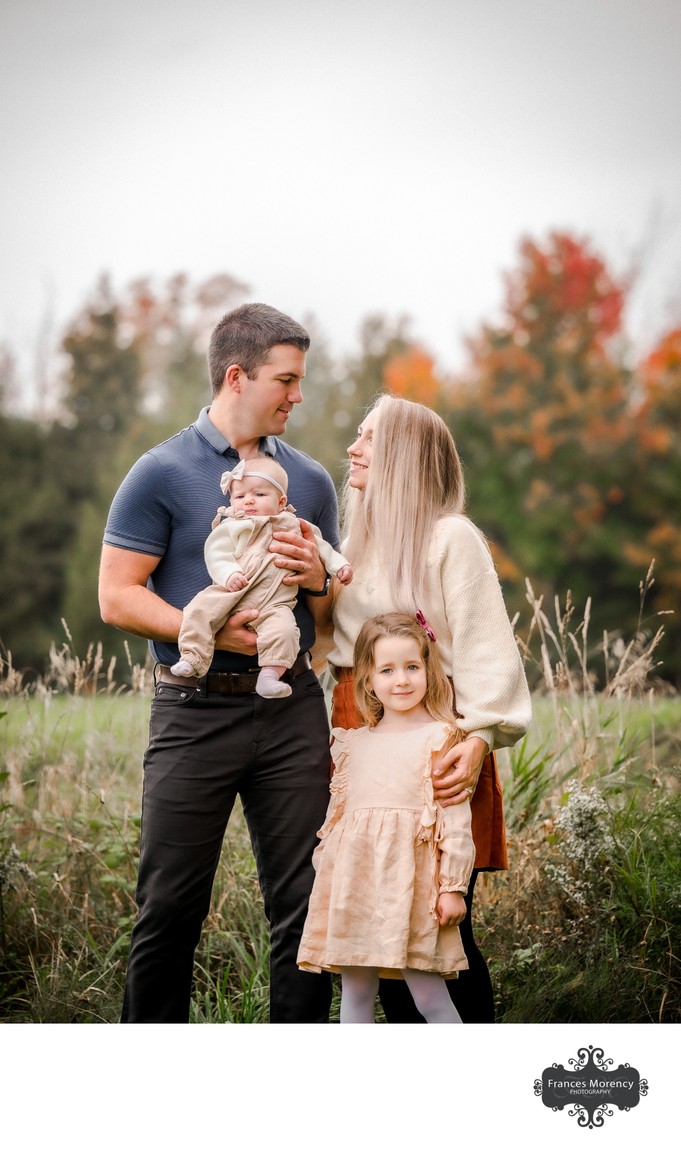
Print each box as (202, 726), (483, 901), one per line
(341, 394), (466, 613)
(353, 613), (461, 732)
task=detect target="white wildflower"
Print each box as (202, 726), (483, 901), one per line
(0, 842), (36, 895)
(554, 781), (613, 867)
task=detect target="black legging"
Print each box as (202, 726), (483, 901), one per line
(377, 871), (495, 1023)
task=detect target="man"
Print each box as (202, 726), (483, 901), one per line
(99, 303), (336, 1023)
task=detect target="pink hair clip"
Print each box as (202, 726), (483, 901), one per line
(415, 610), (436, 642)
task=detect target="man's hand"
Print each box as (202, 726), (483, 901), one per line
(270, 519), (327, 590)
(214, 607), (259, 656)
(432, 736), (488, 808)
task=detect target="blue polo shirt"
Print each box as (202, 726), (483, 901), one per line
(103, 406), (340, 670)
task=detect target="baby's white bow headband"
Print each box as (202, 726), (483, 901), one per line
(220, 459), (287, 498)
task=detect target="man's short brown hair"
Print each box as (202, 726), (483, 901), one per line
(208, 303), (310, 394)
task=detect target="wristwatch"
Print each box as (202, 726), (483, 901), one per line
(303, 574), (332, 597)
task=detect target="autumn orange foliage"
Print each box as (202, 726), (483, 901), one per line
(506, 232), (625, 352)
(383, 346), (443, 406)
(439, 232), (679, 679)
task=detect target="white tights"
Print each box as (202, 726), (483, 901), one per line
(340, 966), (463, 1024)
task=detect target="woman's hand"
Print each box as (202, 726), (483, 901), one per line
(270, 519), (327, 590)
(432, 736), (488, 807)
(437, 891), (467, 927)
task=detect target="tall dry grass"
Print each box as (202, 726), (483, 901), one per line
(0, 626), (277, 1022)
(477, 567), (681, 1022)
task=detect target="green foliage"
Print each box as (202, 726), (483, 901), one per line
(60, 279), (142, 462)
(483, 779), (681, 1023)
(0, 415), (86, 670)
(0, 271), (244, 674)
(477, 583), (681, 1023)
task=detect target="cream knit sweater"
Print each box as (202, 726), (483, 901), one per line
(328, 514), (532, 751)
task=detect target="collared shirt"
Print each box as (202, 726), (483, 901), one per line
(103, 406), (340, 670)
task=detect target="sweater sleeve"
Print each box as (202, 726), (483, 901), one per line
(307, 524), (351, 577)
(438, 518), (532, 750)
(203, 519), (247, 587)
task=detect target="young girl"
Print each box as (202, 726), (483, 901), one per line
(297, 612), (476, 1023)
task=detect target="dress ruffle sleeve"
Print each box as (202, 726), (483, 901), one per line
(417, 724), (475, 915)
(416, 724), (454, 843)
(316, 727), (352, 842)
(436, 803), (475, 895)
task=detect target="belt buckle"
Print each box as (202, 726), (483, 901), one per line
(236, 669), (259, 694)
(204, 668), (260, 696)
(230, 672), (251, 695)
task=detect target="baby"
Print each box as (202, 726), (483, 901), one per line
(171, 456), (352, 698)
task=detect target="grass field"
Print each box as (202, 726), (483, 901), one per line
(1, 600), (680, 1023)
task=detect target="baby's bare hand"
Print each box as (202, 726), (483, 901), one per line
(225, 572), (249, 591)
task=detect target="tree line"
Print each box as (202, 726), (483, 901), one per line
(1, 233), (679, 685)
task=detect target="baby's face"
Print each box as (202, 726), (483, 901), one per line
(230, 474), (286, 517)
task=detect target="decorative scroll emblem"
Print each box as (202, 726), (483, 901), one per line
(534, 1044), (648, 1129)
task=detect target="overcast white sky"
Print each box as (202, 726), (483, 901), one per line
(2, 0), (681, 407)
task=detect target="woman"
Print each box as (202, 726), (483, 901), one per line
(315, 393), (531, 1023)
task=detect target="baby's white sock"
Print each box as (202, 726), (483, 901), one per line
(256, 667), (292, 698)
(170, 658), (196, 677)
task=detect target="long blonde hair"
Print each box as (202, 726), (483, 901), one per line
(353, 613), (461, 733)
(341, 395), (466, 612)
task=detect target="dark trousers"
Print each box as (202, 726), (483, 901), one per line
(378, 872), (495, 1023)
(120, 669), (333, 1023)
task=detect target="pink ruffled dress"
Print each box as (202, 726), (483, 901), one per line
(297, 723), (476, 979)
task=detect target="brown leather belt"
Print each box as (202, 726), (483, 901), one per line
(156, 650), (312, 696)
